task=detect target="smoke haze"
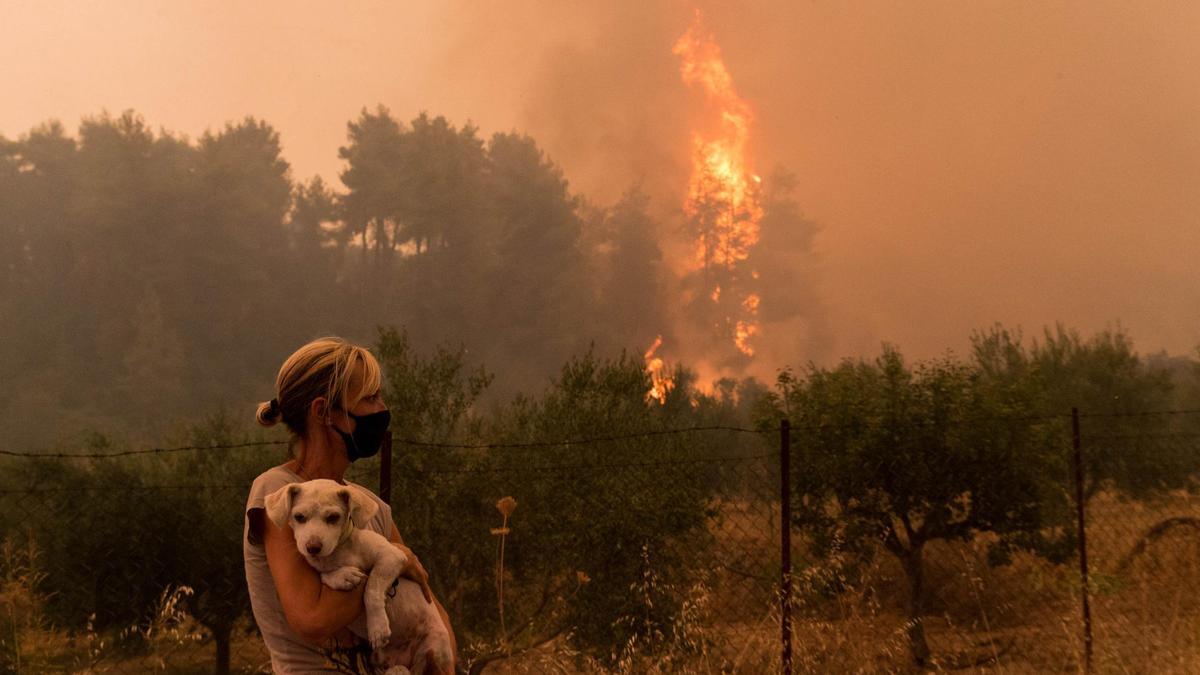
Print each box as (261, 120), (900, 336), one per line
(3, 0), (1198, 365)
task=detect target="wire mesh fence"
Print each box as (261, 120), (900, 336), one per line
(383, 427), (780, 674)
(781, 416), (1078, 673)
(0, 412), (1197, 673)
(0, 426), (781, 674)
(0, 437), (286, 674)
(1072, 411), (1200, 673)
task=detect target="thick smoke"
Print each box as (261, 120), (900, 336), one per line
(420, 1), (1200, 365)
(3, 0), (1198, 374)
(427, 2), (834, 385)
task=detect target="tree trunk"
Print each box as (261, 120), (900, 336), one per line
(213, 621), (232, 675)
(900, 544), (931, 666)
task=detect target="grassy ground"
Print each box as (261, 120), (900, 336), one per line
(0, 623), (272, 674)
(475, 491), (1200, 674)
(3, 491), (1198, 673)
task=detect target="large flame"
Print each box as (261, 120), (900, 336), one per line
(673, 10), (762, 357)
(644, 335), (674, 404)
(643, 12), (764, 404)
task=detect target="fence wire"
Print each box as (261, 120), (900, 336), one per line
(1073, 411), (1200, 674)
(0, 413), (1197, 673)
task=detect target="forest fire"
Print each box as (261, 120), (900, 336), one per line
(644, 11), (766, 404)
(643, 10), (763, 401)
(673, 10), (763, 358)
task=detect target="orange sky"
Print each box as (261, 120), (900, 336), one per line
(3, 0), (1198, 364)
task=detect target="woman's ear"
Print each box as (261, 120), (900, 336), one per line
(309, 396), (331, 425)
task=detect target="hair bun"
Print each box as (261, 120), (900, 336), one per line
(255, 399), (282, 427)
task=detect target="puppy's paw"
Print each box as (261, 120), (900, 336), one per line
(366, 613), (392, 650)
(321, 566), (367, 590)
(382, 667), (411, 675)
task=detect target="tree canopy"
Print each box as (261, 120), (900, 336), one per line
(0, 109), (701, 448)
(757, 327), (1197, 665)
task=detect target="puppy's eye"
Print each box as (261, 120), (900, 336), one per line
(326, 514), (340, 525)
(294, 514), (307, 524)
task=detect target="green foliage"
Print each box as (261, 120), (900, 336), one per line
(375, 326), (493, 443)
(383, 347), (737, 663)
(333, 108), (596, 395)
(972, 324), (1171, 417)
(0, 106), (806, 449)
(153, 413), (280, 673)
(761, 346), (1059, 562)
(757, 345), (1066, 663)
(4, 100), (1198, 669)
(757, 328), (1192, 664)
(338, 105), (406, 259)
(587, 188), (669, 355)
(0, 111), (305, 448)
(0, 415), (281, 674)
(484, 353), (709, 659)
(971, 324), (1187, 500)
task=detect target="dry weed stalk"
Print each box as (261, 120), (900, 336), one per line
(492, 496), (518, 650)
(468, 496), (591, 674)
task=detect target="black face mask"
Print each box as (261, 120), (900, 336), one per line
(336, 409), (391, 462)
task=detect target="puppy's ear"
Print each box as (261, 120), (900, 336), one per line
(265, 484), (301, 528)
(337, 487), (378, 528)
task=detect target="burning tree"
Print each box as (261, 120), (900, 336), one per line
(673, 11), (763, 364)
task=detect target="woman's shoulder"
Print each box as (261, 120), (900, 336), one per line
(253, 463), (301, 483)
(245, 465), (302, 547)
(247, 464), (301, 507)
(344, 479), (385, 507)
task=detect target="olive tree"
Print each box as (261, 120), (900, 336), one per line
(972, 325), (1181, 500)
(758, 346), (1058, 665)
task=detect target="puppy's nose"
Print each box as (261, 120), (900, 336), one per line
(305, 542), (322, 555)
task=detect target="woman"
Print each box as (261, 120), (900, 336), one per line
(243, 337), (456, 673)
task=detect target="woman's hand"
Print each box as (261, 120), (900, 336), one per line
(394, 543), (434, 603)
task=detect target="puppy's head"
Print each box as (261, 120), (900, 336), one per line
(264, 479), (378, 559)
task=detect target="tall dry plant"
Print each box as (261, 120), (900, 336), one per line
(492, 496), (518, 648)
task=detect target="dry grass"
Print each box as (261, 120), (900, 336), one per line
(471, 491), (1200, 674)
(0, 543), (271, 675)
(4, 491), (1199, 673)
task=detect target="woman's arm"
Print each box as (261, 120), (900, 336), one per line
(263, 514), (366, 645)
(389, 524), (431, 602)
(389, 524), (458, 658)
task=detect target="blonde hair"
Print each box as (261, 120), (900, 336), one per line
(255, 337), (382, 440)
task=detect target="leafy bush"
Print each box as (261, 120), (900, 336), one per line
(378, 340), (750, 665)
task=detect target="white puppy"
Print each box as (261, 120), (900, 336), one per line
(265, 479), (454, 675)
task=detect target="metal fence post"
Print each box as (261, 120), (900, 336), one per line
(780, 418), (793, 675)
(1072, 408), (1093, 673)
(379, 433), (393, 508)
